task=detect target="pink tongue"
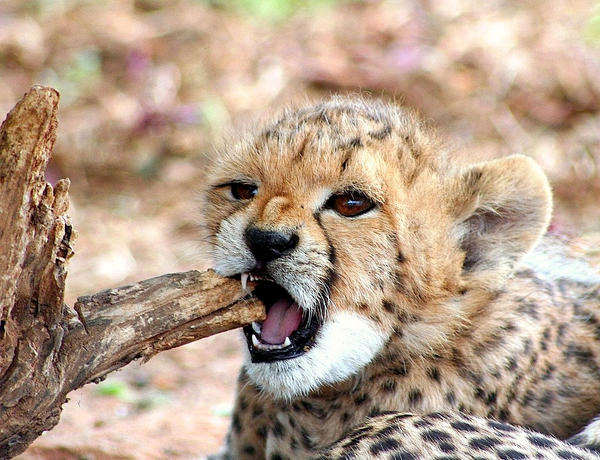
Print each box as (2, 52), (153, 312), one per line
(260, 299), (303, 345)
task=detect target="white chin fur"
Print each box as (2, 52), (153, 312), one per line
(244, 311), (388, 401)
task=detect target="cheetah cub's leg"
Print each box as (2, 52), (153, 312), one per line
(314, 412), (600, 460)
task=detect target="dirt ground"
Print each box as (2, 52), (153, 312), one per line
(1, 0), (599, 458)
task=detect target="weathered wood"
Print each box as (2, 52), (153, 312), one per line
(0, 87), (265, 458)
(69, 270), (262, 386)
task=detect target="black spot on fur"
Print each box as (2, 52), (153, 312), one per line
(397, 251), (406, 263)
(450, 421), (478, 432)
(522, 338), (533, 354)
(558, 383), (579, 398)
(506, 357), (518, 372)
(488, 420), (517, 432)
(272, 419), (285, 438)
(538, 390), (554, 409)
(497, 449), (527, 460)
(376, 424), (401, 438)
(338, 137), (362, 151)
(391, 364), (410, 377)
(439, 442), (457, 453)
(397, 311), (421, 324)
(469, 436), (502, 450)
(383, 300), (397, 313)
(465, 370), (484, 386)
(370, 438), (400, 455)
(256, 424), (267, 439)
(368, 407), (382, 417)
(427, 367), (441, 382)
(446, 391), (456, 405)
(382, 380), (397, 393)
(541, 363), (556, 380)
(517, 301), (539, 320)
(369, 124), (392, 140)
(527, 435), (557, 449)
(541, 327), (551, 351)
(408, 389), (422, 407)
(301, 401), (328, 419)
(556, 323), (567, 345)
(564, 343), (599, 375)
(354, 394), (369, 405)
(232, 414), (241, 434)
(413, 418), (433, 428)
(242, 444), (256, 455)
(529, 352), (538, 366)
(421, 429), (452, 444)
(301, 426), (315, 448)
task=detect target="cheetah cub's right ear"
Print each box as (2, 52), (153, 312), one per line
(449, 154), (552, 290)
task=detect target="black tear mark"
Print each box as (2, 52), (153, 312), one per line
(0, 320), (5, 337)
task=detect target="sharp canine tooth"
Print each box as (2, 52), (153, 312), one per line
(251, 334), (260, 347)
(252, 322), (261, 334)
(283, 337), (291, 347)
(241, 273), (249, 291)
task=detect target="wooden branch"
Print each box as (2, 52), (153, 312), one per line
(0, 87), (265, 458)
(69, 270), (263, 386)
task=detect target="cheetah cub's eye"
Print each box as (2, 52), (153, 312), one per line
(326, 190), (376, 217)
(229, 182), (258, 201)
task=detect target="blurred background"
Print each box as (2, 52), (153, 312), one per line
(1, 0), (599, 458)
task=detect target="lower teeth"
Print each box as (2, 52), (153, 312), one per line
(251, 334), (292, 350)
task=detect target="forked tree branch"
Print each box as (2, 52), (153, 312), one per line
(0, 87), (264, 458)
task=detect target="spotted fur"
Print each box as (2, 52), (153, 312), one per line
(201, 96), (600, 459)
(316, 412), (599, 460)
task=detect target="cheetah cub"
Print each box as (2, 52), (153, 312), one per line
(201, 96), (600, 459)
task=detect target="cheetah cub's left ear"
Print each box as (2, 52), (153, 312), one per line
(450, 154), (552, 289)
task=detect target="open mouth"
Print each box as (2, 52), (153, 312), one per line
(240, 276), (321, 363)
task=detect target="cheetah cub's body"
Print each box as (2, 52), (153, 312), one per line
(316, 411), (599, 460)
(202, 97), (600, 459)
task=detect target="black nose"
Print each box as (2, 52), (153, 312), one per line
(245, 227), (299, 262)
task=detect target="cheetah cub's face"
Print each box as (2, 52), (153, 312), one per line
(202, 97), (551, 400)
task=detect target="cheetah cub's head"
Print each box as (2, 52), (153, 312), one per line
(201, 96), (551, 400)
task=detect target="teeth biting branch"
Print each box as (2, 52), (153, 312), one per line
(251, 332), (293, 351)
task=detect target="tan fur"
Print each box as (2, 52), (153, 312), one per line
(201, 96), (600, 459)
